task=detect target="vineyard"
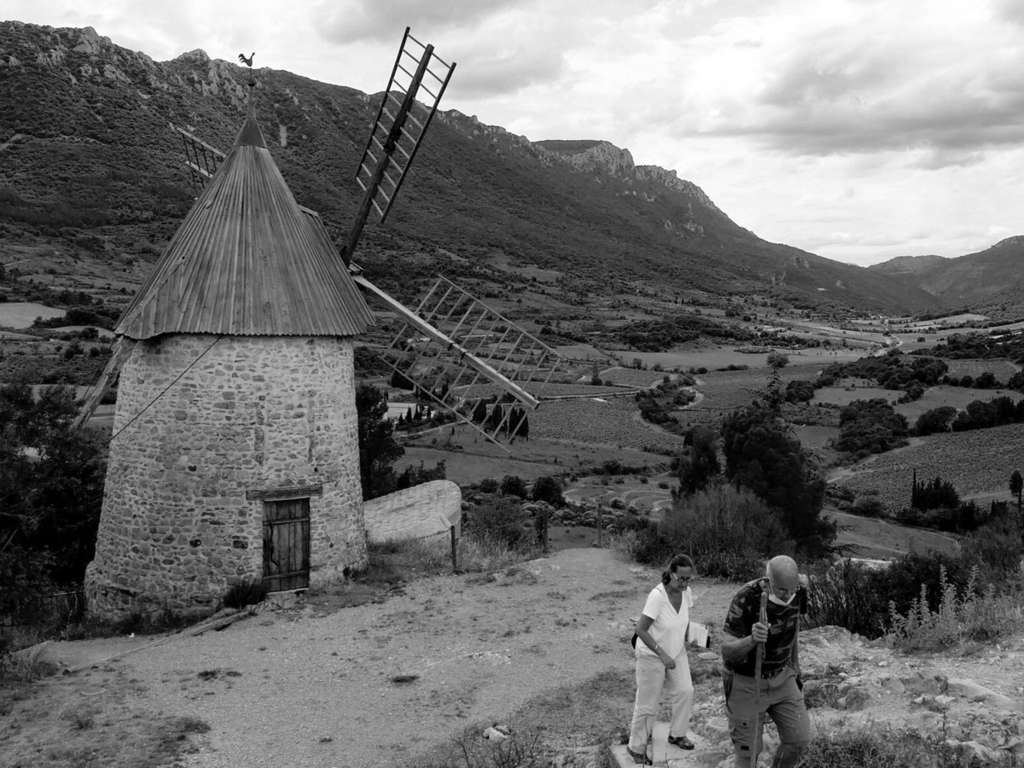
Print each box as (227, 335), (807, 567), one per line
(831, 422), (1024, 509)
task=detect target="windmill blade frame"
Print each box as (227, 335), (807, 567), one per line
(169, 122), (226, 196)
(344, 26), (456, 264)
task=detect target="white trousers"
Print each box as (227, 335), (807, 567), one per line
(628, 649), (694, 752)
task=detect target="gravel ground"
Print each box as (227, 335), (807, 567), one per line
(40, 549), (735, 768)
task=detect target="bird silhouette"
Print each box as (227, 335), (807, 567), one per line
(238, 52), (255, 67)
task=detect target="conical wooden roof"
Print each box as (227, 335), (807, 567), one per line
(116, 116), (374, 339)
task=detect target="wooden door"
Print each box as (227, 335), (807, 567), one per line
(262, 498), (310, 592)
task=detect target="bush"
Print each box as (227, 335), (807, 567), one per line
(499, 475), (528, 498)
(465, 497), (530, 550)
(883, 564), (1024, 651)
(530, 476), (564, 506)
(478, 477), (499, 493)
(657, 484), (792, 579)
(805, 559), (892, 638)
(849, 494), (885, 518)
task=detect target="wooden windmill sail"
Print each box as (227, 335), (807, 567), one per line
(115, 28), (570, 449)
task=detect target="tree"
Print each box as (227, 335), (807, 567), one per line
(1011, 470), (1023, 517)
(720, 404), (833, 555)
(356, 385), (404, 500)
(674, 425), (719, 497)
(0, 384), (106, 587)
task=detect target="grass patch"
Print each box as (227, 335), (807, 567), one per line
(801, 726), (953, 767)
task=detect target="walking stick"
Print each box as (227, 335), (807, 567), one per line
(751, 589), (769, 767)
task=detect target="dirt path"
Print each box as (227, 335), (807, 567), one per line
(31, 549), (736, 768)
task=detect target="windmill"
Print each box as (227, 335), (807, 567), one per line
(79, 28), (578, 620)
(80, 27), (572, 450)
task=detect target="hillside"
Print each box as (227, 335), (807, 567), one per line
(871, 237), (1024, 317)
(0, 20), (953, 321)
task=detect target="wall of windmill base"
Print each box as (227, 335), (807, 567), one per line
(85, 333), (367, 621)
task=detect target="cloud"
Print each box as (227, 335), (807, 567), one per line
(313, 0), (521, 44)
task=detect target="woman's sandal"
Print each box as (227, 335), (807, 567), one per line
(667, 734), (696, 750)
(625, 745), (653, 765)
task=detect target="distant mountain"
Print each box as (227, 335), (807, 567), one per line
(870, 238), (1024, 315)
(0, 20), (990, 319)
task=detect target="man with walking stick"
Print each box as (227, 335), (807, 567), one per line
(720, 555), (810, 767)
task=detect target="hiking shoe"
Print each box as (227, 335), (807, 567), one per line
(625, 745), (652, 765)
(668, 735), (695, 750)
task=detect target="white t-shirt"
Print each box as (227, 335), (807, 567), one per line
(635, 583), (693, 659)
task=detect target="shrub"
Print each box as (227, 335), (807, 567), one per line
(882, 564), (1024, 651)
(850, 494), (885, 518)
(465, 497), (530, 550)
(657, 484), (792, 579)
(499, 475), (528, 498)
(805, 559), (891, 638)
(478, 477), (499, 493)
(530, 476), (564, 507)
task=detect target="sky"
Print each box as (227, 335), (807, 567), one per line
(7, 0), (1024, 267)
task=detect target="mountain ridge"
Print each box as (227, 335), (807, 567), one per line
(0, 20), (1016, 319)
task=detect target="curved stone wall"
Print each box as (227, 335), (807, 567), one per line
(85, 334), (365, 619)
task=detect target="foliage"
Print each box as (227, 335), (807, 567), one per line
(616, 313), (754, 352)
(658, 483), (792, 579)
(530, 475), (564, 507)
(672, 425), (719, 497)
(464, 496), (531, 551)
(959, 502), (1023, 581)
(499, 475), (529, 498)
(821, 351), (948, 394)
(784, 379), (816, 403)
(884, 564), (1024, 651)
(805, 559), (892, 638)
(356, 385), (404, 500)
(948, 395), (1024, 432)
(634, 378), (696, 432)
(720, 403), (833, 556)
(833, 398), (909, 456)
(913, 405), (957, 435)
(1011, 469), (1023, 513)
(0, 384), (106, 587)
(911, 473), (960, 512)
(801, 726), (955, 768)
(395, 460), (447, 490)
(920, 331), (1024, 363)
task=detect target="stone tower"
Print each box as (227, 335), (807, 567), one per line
(85, 113), (375, 619)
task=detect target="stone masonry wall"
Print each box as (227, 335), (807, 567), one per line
(85, 334), (365, 619)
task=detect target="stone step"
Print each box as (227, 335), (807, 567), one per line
(608, 721), (708, 767)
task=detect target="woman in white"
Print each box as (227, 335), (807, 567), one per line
(626, 554), (696, 764)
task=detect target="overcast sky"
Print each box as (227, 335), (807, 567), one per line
(8, 0), (1024, 266)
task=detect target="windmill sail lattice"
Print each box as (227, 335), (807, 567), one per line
(344, 27), (455, 264)
(358, 274), (565, 445)
(170, 123), (226, 196)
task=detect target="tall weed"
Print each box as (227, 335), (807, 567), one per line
(884, 564), (1024, 651)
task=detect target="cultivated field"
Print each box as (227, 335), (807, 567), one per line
(941, 358), (1021, 380)
(830, 422), (1024, 508)
(0, 301), (65, 328)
